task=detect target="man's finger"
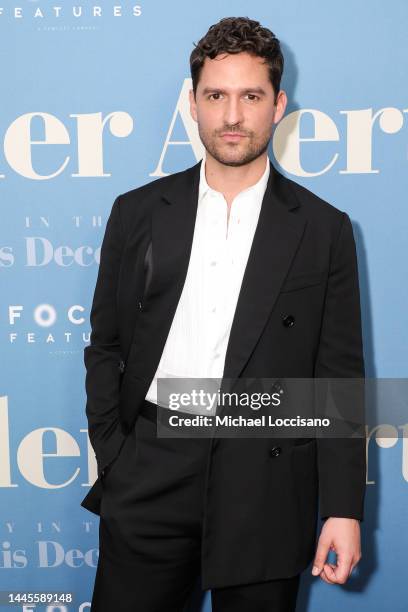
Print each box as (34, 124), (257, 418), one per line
(335, 553), (354, 584)
(322, 563), (337, 584)
(319, 569), (334, 585)
(311, 538), (330, 576)
(320, 565), (336, 584)
(324, 559), (352, 584)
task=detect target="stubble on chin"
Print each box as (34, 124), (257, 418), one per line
(198, 127), (271, 167)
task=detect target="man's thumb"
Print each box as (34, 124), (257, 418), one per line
(312, 543), (329, 576)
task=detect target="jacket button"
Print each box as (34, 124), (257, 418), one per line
(269, 446), (282, 457)
(138, 301), (143, 311)
(118, 360), (125, 373)
(282, 314), (295, 327)
(272, 381), (284, 396)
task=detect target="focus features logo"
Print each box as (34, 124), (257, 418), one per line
(0, 5), (142, 20)
(7, 304), (90, 347)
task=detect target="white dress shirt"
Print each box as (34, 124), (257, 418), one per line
(145, 154), (270, 406)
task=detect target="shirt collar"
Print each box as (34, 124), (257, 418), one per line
(198, 153), (270, 203)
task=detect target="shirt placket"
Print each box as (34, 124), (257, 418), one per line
(210, 193), (244, 378)
(204, 192), (229, 378)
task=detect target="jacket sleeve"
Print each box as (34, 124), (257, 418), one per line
(84, 195), (127, 475)
(314, 212), (366, 521)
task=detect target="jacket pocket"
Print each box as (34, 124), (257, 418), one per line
(280, 271), (325, 294)
(292, 438), (316, 447)
(98, 429), (130, 481)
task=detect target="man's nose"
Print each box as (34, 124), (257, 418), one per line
(223, 97), (244, 127)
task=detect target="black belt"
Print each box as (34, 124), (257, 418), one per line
(139, 400), (205, 425)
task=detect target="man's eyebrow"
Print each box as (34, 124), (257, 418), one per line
(201, 86), (267, 96)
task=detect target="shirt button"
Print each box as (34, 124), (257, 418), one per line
(210, 261), (217, 267)
(211, 307), (216, 313)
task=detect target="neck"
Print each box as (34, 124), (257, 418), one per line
(204, 152), (267, 198)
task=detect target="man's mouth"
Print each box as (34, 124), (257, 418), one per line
(220, 133), (246, 140)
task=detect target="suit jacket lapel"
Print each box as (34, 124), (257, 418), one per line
(149, 164), (200, 299)
(126, 161), (201, 379)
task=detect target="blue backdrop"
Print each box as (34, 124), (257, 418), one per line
(1, 1), (407, 610)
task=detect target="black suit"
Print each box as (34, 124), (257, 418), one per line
(81, 158), (366, 592)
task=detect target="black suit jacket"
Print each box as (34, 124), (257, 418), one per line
(81, 158), (366, 589)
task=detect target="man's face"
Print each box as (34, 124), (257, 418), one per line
(189, 51), (286, 167)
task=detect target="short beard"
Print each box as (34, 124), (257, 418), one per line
(198, 126), (271, 167)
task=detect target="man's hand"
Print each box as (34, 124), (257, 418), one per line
(311, 517), (361, 584)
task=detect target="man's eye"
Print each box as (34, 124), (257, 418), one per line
(207, 93), (259, 101)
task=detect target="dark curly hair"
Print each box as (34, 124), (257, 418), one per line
(190, 17), (284, 103)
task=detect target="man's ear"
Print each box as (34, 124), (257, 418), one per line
(273, 89), (287, 125)
(189, 88), (198, 123)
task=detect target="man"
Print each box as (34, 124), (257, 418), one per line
(81, 16), (366, 612)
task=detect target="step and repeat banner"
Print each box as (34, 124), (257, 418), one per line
(1, 1), (407, 610)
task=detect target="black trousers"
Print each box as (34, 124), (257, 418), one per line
(90, 401), (300, 612)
